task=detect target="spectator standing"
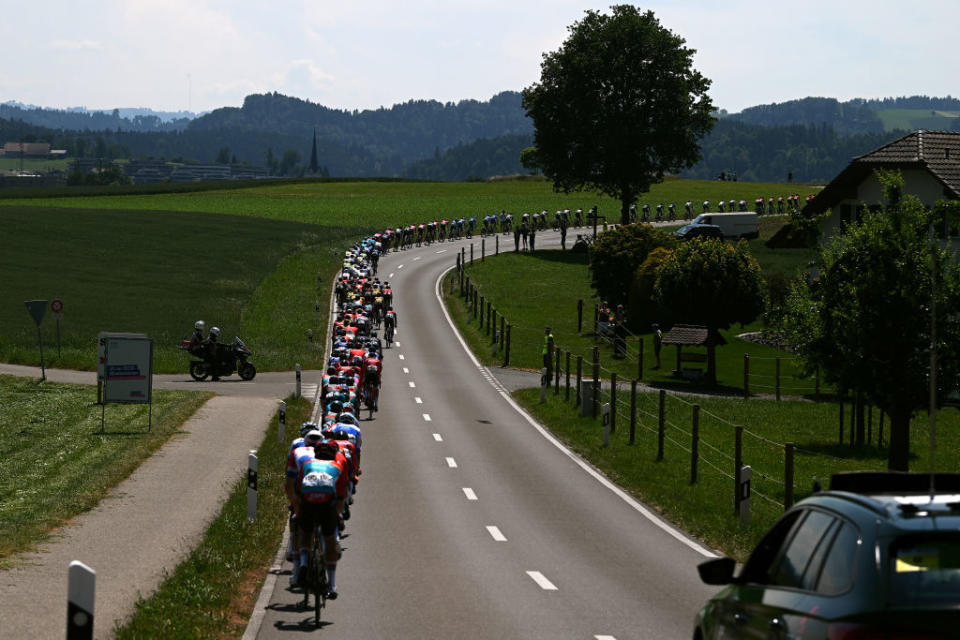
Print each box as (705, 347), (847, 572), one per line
(520, 220), (529, 250)
(542, 326), (555, 386)
(514, 223), (521, 252)
(529, 224), (536, 251)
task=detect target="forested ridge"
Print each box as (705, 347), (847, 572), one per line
(3, 92), (958, 182)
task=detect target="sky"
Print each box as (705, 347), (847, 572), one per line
(2, 0), (958, 116)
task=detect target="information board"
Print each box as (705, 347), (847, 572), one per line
(102, 335), (153, 404)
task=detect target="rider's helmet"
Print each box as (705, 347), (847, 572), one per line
(326, 366), (337, 375)
(195, 320), (205, 331)
(210, 326), (220, 338)
(300, 421), (320, 437)
(328, 429), (356, 445)
(312, 439), (340, 460)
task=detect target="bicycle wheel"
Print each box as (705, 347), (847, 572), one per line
(312, 535), (328, 625)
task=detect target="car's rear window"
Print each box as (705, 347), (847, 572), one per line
(890, 535), (960, 604)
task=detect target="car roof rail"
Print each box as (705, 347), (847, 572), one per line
(830, 471), (960, 494)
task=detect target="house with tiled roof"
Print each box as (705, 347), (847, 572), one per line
(804, 130), (960, 240)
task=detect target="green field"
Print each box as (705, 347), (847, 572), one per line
(0, 178), (818, 373)
(875, 108), (960, 132)
(0, 156), (73, 173)
(0, 375), (210, 564)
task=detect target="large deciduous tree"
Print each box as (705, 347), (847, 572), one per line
(522, 5), (715, 225)
(784, 171), (960, 471)
(655, 239), (767, 383)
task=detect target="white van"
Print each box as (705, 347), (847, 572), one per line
(689, 212), (759, 239)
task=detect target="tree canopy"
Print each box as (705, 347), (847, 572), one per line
(655, 239), (767, 383)
(589, 223), (675, 310)
(784, 171), (960, 471)
(522, 5), (714, 224)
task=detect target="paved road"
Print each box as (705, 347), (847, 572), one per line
(253, 228), (718, 639)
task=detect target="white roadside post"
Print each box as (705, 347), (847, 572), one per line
(247, 450), (258, 523)
(739, 465), (752, 526)
(602, 403), (611, 448)
(277, 400), (286, 448)
(67, 560), (95, 640)
(295, 363), (302, 399)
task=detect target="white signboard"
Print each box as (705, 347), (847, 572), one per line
(102, 335), (153, 404)
(97, 332), (147, 382)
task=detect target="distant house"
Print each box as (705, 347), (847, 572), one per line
(1, 142), (66, 157)
(804, 130), (960, 240)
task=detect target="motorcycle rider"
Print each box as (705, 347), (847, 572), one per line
(205, 326), (222, 380)
(189, 320), (206, 357)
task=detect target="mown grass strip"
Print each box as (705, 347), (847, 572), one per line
(113, 395), (314, 639)
(0, 375), (211, 565)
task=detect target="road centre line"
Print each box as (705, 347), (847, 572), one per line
(526, 571), (558, 591)
(462, 487), (478, 501)
(398, 264), (404, 269)
(486, 526), (507, 542)
(389, 272), (395, 278)
(408, 381), (416, 388)
(446, 457), (458, 468)
(413, 256), (421, 261)
(422, 413), (432, 422)
(436, 249), (447, 254)
(398, 354), (405, 360)
(595, 636), (618, 640)
(433, 433), (443, 442)
(415, 397), (423, 404)
(403, 367), (409, 374)
(394, 342), (401, 347)
(434, 266), (717, 560)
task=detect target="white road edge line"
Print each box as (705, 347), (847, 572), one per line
(526, 571), (558, 591)
(486, 525), (507, 542)
(434, 266), (717, 559)
(446, 457), (458, 468)
(463, 487), (478, 500)
(433, 433), (443, 442)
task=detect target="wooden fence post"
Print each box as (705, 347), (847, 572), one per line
(577, 299), (583, 333)
(629, 379), (637, 445)
(657, 389), (666, 461)
(610, 372), (617, 433)
(785, 442), (795, 510)
(775, 357), (781, 401)
(592, 346), (600, 419)
(504, 324), (511, 367)
(691, 404), (700, 484)
(565, 351), (571, 401)
(555, 348), (561, 394)
(482, 238), (485, 262)
(734, 426), (744, 516)
(500, 315), (505, 349)
(638, 338), (644, 381)
(744, 354), (750, 399)
(576, 355), (583, 407)
(479, 295), (484, 328)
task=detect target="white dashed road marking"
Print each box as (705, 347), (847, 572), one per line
(398, 264), (404, 269)
(422, 413), (432, 422)
(413, 256), (421, 261)
(462, 487), (478, 501)
(415, 397), (423, 404)
(527, 571), (558, 591)
(486, 526), (507, 542)
(389, 272), (395, 278)
(408, 381), (416, 388)
(433, 433), (443, 442)
(446, 457), (458, 468)
(398, 354), (405, 360)
(436, 249), (447, 254)
(595, 636), (618, 640)
(403, 367), (409, 374)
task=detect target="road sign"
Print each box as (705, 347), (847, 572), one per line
(51, 299), (64, 320)
(25, 299), (47, 327)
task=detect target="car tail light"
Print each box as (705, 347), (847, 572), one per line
(827, 624), (942, 640)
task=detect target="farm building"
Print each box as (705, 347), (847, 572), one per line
(804, 130), (960, 240)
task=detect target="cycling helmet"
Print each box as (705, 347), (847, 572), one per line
(195, 320), (205, 330)
(210, 326), (220, 338)
(300, 421), (319, 437)
(312, 439), (340, 459)
(304, 429), (325, 444)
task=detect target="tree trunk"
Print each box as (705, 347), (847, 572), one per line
(887, 409), (911, 471)
(621, 196), (632, 226)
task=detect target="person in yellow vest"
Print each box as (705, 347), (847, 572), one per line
(542, 326), (555, 386)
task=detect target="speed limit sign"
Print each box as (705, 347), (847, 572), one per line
(51, 299), (64, 319)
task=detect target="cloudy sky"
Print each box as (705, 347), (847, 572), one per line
(3, 0), (957, 115)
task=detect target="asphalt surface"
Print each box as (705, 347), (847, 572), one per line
(252, 228), (719, 639)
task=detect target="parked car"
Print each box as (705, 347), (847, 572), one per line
(693, 472), (960, 639)
(688, 212), (759, 239)
(674, 223), (723, 240)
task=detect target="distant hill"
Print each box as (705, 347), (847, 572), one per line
(3, 92), (959, 183)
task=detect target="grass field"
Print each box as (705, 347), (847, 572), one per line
(0, 206), (362, 372)
(0, 374), (211, 565)
(1, 178), (817, 374)
(0, 157), (73, 173)
(874, 108), (960, 132)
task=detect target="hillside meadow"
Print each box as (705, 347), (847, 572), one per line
(0, 178), (817, 372)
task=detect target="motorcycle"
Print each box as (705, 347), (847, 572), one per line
(180, 336), (257, 381)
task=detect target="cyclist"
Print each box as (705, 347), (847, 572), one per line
(295, 439), (348, 599)
(286, 427), (325, 585)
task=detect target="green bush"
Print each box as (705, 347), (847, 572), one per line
(589, 223), (675, 308)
